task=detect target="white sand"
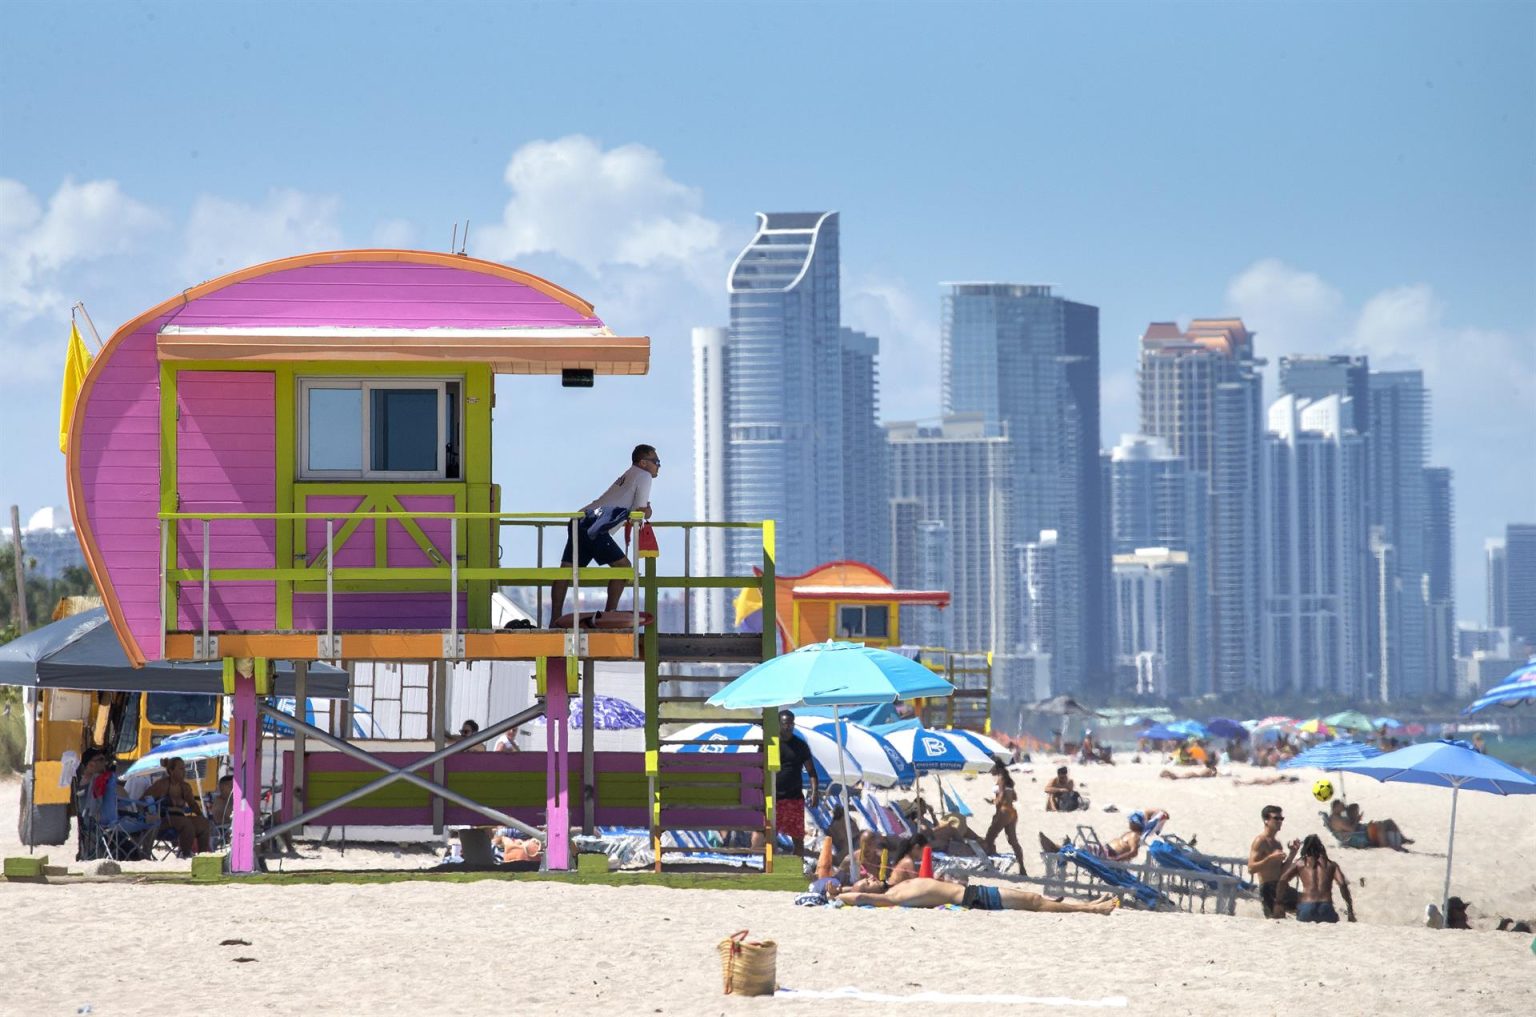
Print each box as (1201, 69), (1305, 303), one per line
(3, 758), (1534, 1016)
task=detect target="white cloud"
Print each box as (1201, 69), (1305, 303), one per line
(1225, 258), (1346, 355)
(474, 135), (725, 281)
(0, 177), (165, 319)
(372, 218), (418, 248)
(844, 275), (940, 422)
(181, 188), (343, 282)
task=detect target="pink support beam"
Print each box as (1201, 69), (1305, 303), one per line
(545, 659), (571, 870)
(229, 669), (260, 873)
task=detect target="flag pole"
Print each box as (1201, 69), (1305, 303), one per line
(72, 302), (105, 351)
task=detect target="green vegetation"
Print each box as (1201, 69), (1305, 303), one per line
(0, 560), (97, 773)
(0, 685), (23, 773)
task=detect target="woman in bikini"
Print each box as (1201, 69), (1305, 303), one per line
(981, 761), (1027, 875)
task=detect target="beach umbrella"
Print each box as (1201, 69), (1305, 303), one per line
(261, 697), (371, 738)
(706, 641), (954, 881)
(1336, 740), (1536, 930)
(802, 719), (914, 787)
(1324, 710), (1376, 733)
(1205, 718), (1248, 740)
(1296, 718), (1334, 737)
(122, 728), (228, 799)
(1403, 723), (1426, 737)
(1371, 716), (1403, 730)
(1461, 661), (1536, 715)
(1253, 715), (1297, 731)
(1167, 719), (1213, 740)
(883, 725), (995, 773)
(529, 694), (647, 730)
(1277, 739), (1383, 799)
(1140, 723), (1184, 742)
(664, 721), (894, 786)
(945, 728), (1011, 763)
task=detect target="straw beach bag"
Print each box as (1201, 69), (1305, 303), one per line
(717, 929), (777, 996)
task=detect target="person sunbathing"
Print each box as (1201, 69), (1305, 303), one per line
(1233, 773), (1299, 786)
(1327, 801), (1413, 851)
(1160, 759), (1220, 779)
(826, 876), (1119, 914)
(1039, 810), (1166, 862)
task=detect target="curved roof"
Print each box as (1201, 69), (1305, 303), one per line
(726, 211), (837, 294)
(65, 249), (641, 664)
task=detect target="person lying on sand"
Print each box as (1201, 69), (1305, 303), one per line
(1160, 759), (1220, 779)
(1327, 800), (1413, 851)
(1233, 773), (1299, 786)
(823, 876), (1119, 914)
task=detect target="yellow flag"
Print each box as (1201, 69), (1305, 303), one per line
(58, 322), (92, 454)
(732, 586), (763, 626)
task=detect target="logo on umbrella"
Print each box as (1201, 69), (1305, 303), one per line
(703, 733), (728, 754)
(922, 736), (948, 756)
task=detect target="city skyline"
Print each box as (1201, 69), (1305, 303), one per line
(2, 1), (1532, 638)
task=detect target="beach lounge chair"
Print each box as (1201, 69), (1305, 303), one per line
(1320, 810), (1371, 849)
(1145, 837), (1255, 893)
(1048, 843), (1168, 910)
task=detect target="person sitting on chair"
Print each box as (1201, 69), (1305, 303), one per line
(144, 756), (211, 858)
(1039, 810), (1163, 862)
(1326, 800), (1413, 851)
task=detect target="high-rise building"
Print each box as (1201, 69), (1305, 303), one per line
(1107, 434), (1210, 695)
(1021, 530), (1060, 691)
(1486, 538), (1507, 629)
(886, 414), (1014, 661)
(690, 326), (728, 632)
(1367, 371), (1429, 700)
(910, 520), (952, 649)
(1279, 355), (1370, 433)
(723, 211), (844, 578)
(1112, 548), (1191, 698)
(1138, 319), (1264, 695)
(839, 327), (887, 572)
(1424, 467), (1456, 696)
(1260, 395), (1369, 698)
(1506, 523), (1536, 652)
(941, 283), (1105, 692)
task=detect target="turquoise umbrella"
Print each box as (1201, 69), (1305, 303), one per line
(706, 641), (954, 882)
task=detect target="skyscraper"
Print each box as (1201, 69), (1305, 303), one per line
(1368, 370), (1429, 700)
(1138, 319), (1264, 695)
(724, 212), (843, 578)
(1107, 434), (1209, 695)
(1021, 530), (1061, 689)
(1279, 355), (1370, 433)
(941, 283), (1106, 693)
(886, 414), (1014, 661)
(1112, 548), (1191, 698)
(1506, 523), (1536, 652)
(1260, 395), (1369, 698)
(839, 327), (887, 572)
(690, 326), (728, 632)
(1424, 467), (1455, 696)
(1486, 538), (1507, 629)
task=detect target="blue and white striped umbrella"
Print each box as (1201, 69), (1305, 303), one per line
(123, 728), (228, 777)
(663, 721), (883, 787)
(803, 718), (915, 787)
(1278, 740), (1383, 771)
(883, 725), (995, 773)
(1462, 661), (1536, 715)
(529, 694), (647, 730)
(944, 727), (1011, 763)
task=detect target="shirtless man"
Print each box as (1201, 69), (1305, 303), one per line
(1280, 834), (1355, 923)
(1248, 804), (1300, 919)
(828, 877), (1119, 915)
(1044, 766), (1077, 811)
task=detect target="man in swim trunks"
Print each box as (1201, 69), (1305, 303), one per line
(1248, 804), (1301, 918)
(1044, 766), (1077, 811)
(1281, 834), (1355, 924)
(752, 710), (819, 856)
(548, 444), (660, 626)
(827, 877), (1118, 914)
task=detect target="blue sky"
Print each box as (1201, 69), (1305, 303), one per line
(2, 0), (1532, 618)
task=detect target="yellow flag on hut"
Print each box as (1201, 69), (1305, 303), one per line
(58, 321), (92, 453)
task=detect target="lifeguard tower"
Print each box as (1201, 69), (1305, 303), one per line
(64, 250), (779, 874)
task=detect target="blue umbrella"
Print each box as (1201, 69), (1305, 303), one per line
(1167, 720), (1213, 740)
(1205, 718), (1248, 740)
(530, 694), (647, 730)
(706, 640), (953, 709)
(1141, 723), (1184, 742)
(262, 697), (371, 738)
(706, 641), (954, 882)
(1371, 716), (1403, 730)
(804, 719), (916, 787)
(123, 728), (228, 778)
(1278, 740), (1382, 800)
(1336, 739), (1536, 928)
(1461, 661), (1536, 715)
(883, 725), (993, 773)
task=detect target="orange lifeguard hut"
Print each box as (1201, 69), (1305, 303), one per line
(733, 560), (948, 652)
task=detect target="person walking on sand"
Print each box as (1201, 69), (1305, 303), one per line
(751, 710), (819, 857)
(1248, 804), (1301, 919)
(981, 761), (1028, 875)
(548, 444), (660, 626)
(1280, 834), (1356, 924)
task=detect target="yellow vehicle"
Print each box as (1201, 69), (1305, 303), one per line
(20, 687), (224, 847)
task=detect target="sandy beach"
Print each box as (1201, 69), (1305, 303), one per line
(4, 757), (1533, 1016)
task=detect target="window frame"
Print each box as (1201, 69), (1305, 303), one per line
(298, 377), (461, 481)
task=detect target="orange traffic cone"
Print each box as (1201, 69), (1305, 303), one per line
(815, 837), (835, 878)
(918, 845), (934, 879)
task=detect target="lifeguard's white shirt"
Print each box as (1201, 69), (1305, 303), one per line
(582, 464), (653, 514)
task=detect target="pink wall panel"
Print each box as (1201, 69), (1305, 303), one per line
(291, 593), (468, 630)
(175, 371), (275, 632)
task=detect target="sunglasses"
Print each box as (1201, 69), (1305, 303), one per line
(1266, 815), (1285, 822)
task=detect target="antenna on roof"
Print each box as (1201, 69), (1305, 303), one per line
(459, 220), (470, 256)
(450, 222), (458, 253)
